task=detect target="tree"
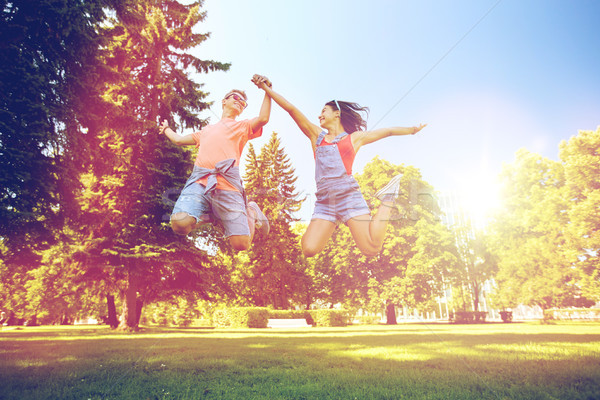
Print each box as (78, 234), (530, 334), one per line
(450, 219), (497, 312)
(308, 157), (457, 323)
(559, 127), (600, 302)
(0, 0), (123, 323)
(76, 0), (231, 330)
(488, 149), (578, 310)
(231, 132), (307, 309)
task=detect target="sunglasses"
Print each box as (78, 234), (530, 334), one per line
(227, 93), (247, 107)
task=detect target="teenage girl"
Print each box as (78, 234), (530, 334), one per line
(254, 77), (426, 257)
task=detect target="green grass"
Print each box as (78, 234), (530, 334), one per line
(1, 322), (600, 399)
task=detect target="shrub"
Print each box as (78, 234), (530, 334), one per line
(354, 315), (382, 325)
(213, 307), (269, 328)
(449, 311), (487, 324)
(309, 309), (349, 327)
(499, 311), (513, 323)
(143, 300), (196, 327)
(543, 308), (600, 321)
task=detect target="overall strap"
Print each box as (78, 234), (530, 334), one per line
(316, 131), (348, 146)
(330, 132), (349, 144)
(315, 131), (327, 146)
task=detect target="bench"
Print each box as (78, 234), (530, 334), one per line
(267, 318), (312, 328)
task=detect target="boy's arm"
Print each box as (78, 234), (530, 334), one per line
(250, 90), (271, 133)
(352, 124), (426, 152)
(159, 120), (195, 146)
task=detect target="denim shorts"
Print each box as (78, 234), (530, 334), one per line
(171, 182), (250, 237)
(312, 184), (370, 224)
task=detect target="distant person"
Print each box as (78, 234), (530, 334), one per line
(160, 75), (272, 251)
(254, 78), (425, 257)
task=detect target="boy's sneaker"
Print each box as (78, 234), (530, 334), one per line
(248, 201), (270, 236)
(375, 174), (402, 203)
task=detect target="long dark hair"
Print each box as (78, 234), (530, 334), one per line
(326, 100), (369, 133)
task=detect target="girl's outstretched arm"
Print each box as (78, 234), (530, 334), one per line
(252, 76), (321, 148)
(351, 124), (426, 152)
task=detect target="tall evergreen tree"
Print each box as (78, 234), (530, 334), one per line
(77, 0), (231, 330)
(0, 0), (120, 321)
(234, 132), (307, 308)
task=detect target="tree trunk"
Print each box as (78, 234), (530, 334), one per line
(106, 294), (119, 328)
(385, 302), (397, 325)
(135, 297), (144, 326)
(25, 315), (38, 326)
(118, 272), (139, 332)
(471, 281), (480, 312)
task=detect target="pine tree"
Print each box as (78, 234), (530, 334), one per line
(0, 0), (115, 247)
(0, 0), (119, 322)
(77, 0), (231, 330)
(237, 132), (307, 308)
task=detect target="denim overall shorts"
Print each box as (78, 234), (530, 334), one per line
(312, 131), (370, 223)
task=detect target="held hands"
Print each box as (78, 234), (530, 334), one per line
(252, 74), (272, 90)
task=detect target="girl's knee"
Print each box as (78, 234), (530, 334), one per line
(301, 240), (321, 258)
(302, 246), (318, 258)
(358, 244), (381, 257)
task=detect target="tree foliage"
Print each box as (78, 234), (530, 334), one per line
(0, 0), (122, 322)
(307, 157), (457, 322)
(559, 127), (600, 301)
(449, 219), (497, 312)
(75, 0), (231, 330)
(231, 132), (307, 309)
(488, 149), (579, 309)
(0, 0), (232, 329)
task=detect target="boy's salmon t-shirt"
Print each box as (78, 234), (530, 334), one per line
(192, 117), (262, 192)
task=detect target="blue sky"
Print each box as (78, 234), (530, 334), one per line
(187, 0), (600, 221)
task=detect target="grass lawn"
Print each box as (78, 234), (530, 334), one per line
(1, 322), (599, 399)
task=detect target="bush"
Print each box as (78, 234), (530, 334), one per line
(213, 307), (269, 328)
(212, 308), (351, 328)
(143, 300), (197, 327)
(353, 315), (382, 325)
(543, 308), (600, 321)
(449, 311), (487, 324)
(499, 311), (513, 323)
(308, 309), (349, 327)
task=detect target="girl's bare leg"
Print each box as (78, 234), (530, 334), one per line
(346, 201), (395, 257)
(301, 218), (337, 257)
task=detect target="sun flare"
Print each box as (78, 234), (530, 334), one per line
(441, 170), (502, 230)
(455, 172), (501, 228)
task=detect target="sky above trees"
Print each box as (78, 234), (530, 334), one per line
(188, 0), (600, 222)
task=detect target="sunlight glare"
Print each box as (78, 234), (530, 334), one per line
(455, 171), (501, 229)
